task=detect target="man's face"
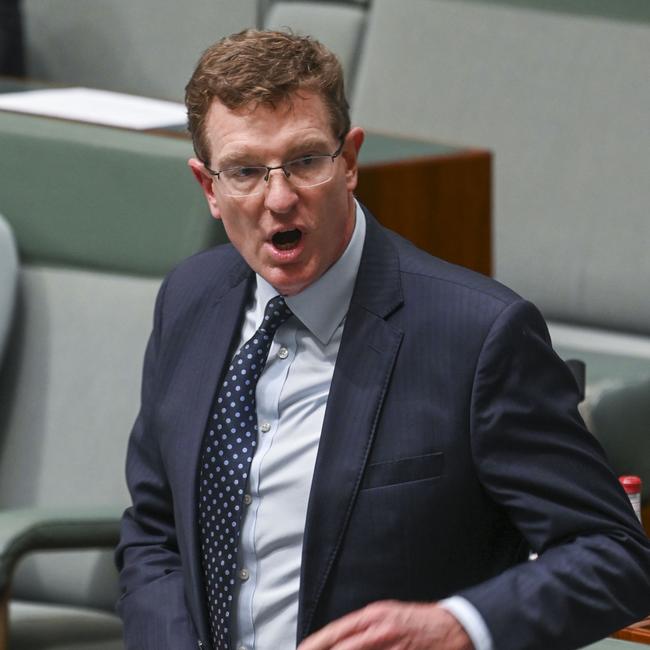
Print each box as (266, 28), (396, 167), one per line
(189, 92), (364, 296)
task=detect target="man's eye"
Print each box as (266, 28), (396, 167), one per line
(232, 166), (262, 178)
(292, 156), (316, 168)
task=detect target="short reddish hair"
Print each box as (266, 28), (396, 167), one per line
(185, 29), (350, 164)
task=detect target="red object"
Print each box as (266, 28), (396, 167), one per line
(619, 475), (642, 494)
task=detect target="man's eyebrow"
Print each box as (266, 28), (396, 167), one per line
(216, 151), (260, 169)
(286, 137), (334, 157)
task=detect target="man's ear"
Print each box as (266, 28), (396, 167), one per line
(341, 127), (365, 192)
(188, 157), (221, 220)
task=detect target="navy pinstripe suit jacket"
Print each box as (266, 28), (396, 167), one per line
(117, 208), (650, 650)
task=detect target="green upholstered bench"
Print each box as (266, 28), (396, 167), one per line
(550, 322), (650, 527)
(0, 108), (226, 649)
(583, 639), (647, 650)
(0, 214), (18, 363)
(0, 109), (224, 275)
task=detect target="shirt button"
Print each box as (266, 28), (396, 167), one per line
(238, 568), (250, 581)
(259, 422), (271, 433)
(243, 494), (252, 506)
(278, 346), (289, 359)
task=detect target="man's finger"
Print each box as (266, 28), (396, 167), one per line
(297, 602), (398, 650)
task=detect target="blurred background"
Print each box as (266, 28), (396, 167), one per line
(0, 1), (649, 648)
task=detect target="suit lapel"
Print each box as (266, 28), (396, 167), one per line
(298, 215), (404, 638)
(172, 255), (253, 644)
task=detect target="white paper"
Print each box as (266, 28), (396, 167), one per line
(0, 87), (187, 129)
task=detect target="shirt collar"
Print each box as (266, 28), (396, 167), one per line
(255, 200), (366, 345)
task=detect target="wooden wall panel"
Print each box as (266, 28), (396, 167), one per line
(356, 150), (492, 276)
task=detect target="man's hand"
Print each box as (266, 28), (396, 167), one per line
(297, 600), (474, 650)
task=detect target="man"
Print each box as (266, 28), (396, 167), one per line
(116, 29), (650, 650)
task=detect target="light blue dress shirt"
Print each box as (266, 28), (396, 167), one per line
(229, 201), (491, 650)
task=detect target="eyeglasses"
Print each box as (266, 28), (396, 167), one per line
(203, 138), (345, 197)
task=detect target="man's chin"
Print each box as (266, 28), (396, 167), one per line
(262, 266), (315, 297)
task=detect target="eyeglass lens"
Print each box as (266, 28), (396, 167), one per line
(220, 155), (336, 196)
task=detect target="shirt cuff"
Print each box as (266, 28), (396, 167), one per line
(439, 596), (493, 650)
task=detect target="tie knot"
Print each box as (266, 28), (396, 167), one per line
(259, 295), (292, 335)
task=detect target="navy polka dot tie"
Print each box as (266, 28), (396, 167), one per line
(198, 295), (292, 650)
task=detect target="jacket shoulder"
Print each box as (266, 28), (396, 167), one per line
(162, 243), (249, 302)
(386, 228), (521, 308)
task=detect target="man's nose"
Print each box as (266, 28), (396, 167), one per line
(263, 169), (299, 213)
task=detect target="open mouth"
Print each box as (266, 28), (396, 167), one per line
(271, 229), (302, 251)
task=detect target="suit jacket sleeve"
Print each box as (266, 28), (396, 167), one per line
(459, 299), (650, 650)
(115, 275), (200, 650)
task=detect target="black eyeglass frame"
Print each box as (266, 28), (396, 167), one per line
(202, 136), (347, 187)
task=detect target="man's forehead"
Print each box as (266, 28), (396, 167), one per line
(205, 91), (336, 155)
